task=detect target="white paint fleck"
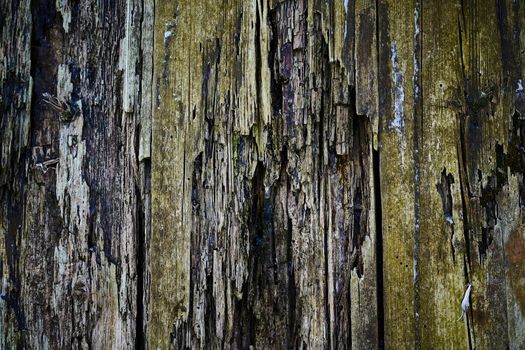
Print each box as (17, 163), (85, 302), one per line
(414, 6), (420, 36)
(458, 284), (472, 321)
(164, 30), (173, 47)
(517, 79), (524, 95)
(413, 5), (420, 99)
(343, 0), (349, 39)
(390, 42), (405, 133)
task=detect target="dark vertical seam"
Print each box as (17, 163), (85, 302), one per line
(412, 1), (422, 349)
(374, 1), (385, 349)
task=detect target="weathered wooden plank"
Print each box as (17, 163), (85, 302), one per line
(378, 1), (520, 348)
(0, 1), (32, 347)
(151, 1), (379, 348)
(0, 0), (152, 347)
(150, 0), (257, 347)
(419, 1), (468, 348)
(494, 1), (525, 348)
(150, 0), (202, 346)
(456, 1), (511, 349)
(2, 1), (524, 348)
(378, 0), (417, 348)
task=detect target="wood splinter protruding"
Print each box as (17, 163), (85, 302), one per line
(42, 92), (80, 122)
(35, 158), (59, 173)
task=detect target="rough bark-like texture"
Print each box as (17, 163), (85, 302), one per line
(1, 0), (524, 349)
(150, 2), (362, 349)
(0, 0), (152, 348)
(150, 0), (379, 348)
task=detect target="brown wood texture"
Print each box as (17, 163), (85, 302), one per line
(1, 0), (524, 349)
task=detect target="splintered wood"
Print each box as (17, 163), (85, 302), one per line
(0, 0), (524, 348)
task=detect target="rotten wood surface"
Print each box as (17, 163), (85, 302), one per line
(0, 0), (152, 348)
(1, 0), (524, 349)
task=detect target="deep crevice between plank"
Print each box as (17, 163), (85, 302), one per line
(373, 2), (385, 346)
(135, 155), (149, 350)
(372, 148), (384, 350)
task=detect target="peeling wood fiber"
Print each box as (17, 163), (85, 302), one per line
(1, 0), (524, 349)
(1, 0), (152, 348)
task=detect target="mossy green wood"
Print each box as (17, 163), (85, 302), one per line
(380, 0), (525, 349)
(151, 0), (379, 348)
(150, 0), (524, 348)
(458, 1), (508, 348)
(151, 0), (264, 347)
(378, 0), (417, 348)
(418, 1), (467, 347)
